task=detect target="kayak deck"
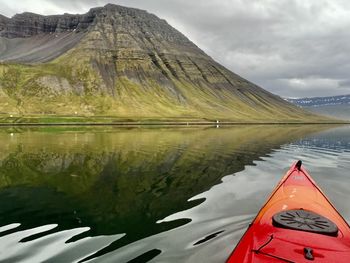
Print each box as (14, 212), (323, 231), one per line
(227, 161), (350, 262)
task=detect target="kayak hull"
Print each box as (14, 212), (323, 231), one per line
(227, 162), (350, 263)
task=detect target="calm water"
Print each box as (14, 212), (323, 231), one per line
(0, 125), (349, 262)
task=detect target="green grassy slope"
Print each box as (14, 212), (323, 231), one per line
(0, 60), (327, 123)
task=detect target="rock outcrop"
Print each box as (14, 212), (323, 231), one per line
(0, 11), (95, 38)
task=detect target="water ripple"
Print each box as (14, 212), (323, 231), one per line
(0, 225), (124, 263)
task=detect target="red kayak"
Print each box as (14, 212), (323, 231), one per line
(227, 161), (350, 262)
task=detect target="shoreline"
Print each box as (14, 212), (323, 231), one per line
(0, 115), (347, 126)
(0, 121), (348, 126)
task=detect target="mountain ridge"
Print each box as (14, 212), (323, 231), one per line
(286, 94), (350, 121)
(0, 4), (325, 122)
(286, 94), (350, 107)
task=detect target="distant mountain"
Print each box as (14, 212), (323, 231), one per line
(0, 4), (322, 122)
(286, 94), (350, 107)
(287, 95), (350, 121)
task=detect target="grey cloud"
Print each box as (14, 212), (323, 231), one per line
(1, 0), (350, 97)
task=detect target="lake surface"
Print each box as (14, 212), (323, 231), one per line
(0, 125), (349, 262)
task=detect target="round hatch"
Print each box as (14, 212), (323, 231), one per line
(272, 209), (338, 236)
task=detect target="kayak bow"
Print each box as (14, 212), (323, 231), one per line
(227, 161), (350, 262)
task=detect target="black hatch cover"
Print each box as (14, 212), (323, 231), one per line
(273, 209), (338, 236)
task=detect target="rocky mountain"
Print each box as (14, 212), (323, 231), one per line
(287, 95), (350, 121)
(0, 4), (323, 122)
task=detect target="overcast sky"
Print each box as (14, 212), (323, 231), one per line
(2, 0), (350, 98)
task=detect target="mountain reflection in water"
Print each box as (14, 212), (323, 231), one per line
(0, 125), (348, 262)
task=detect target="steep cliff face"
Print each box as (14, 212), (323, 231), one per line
(0, 15), (8, 31)
(0, 4), (322, 121)
(0, 10), (97, 38)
